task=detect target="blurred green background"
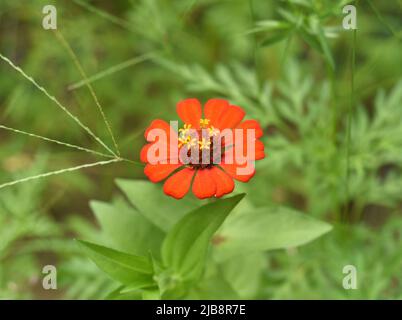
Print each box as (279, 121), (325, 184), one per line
(0, 0), (402, 299)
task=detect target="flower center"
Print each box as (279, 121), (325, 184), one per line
(178, 119), (221, 169)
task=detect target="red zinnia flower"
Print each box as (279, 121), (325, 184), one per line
(140, 98), (265, 199)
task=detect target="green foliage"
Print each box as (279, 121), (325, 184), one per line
(161, 194), (245, 283)
(0, 0), (401, 300)
(90, 198), (164, 256)
(59, 257), (117, 300)
(116, 179), (197, 231)
(263, 217), (402, 299)
(245, 0), (349, 68)
(76, 182), (329, 299)
(214, 205), (332, 261)
(0, 157), (63, 298)
(349, 82), (402, 208)
(77, 240), (154, 287)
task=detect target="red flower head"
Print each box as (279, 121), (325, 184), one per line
(140, 98), (265, 199)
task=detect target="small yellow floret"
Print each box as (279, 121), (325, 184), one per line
(198, 138), (211, 150)
(200, 118), (210, 128)
(179, 124), (192, 135)
(208, 126), (219, 137)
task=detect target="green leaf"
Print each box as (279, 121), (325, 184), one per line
(90, 198), (164, 257)
(220, 252), (265, 298)
(116, 179), (198, 232)
(299, 28), (323, 54)
(287, 0), (312, 8)
(213, 206), (332, 261)
(77, 240), (154, 286)
(244, 20), (290, 36)
(142, 289), (161, 300)
(162, 194), (245, 281)
(260, 31), (289, 47)
(316, 23), (335, 70)
(189, 268), (240, 299)
(277, 8), (300, 25)
(120, 282), (156, 294)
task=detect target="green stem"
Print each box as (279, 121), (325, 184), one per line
(343, 23), (357, 223)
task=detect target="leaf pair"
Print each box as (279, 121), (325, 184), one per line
(213, 206), (333, 261)
(78, 180), (333, 299)
(245, 7), (337, 70)
(77, 193), (245, 297)
(77, 240), (155, 291)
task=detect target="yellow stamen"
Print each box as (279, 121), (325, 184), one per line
(178, 135), (197, 149)
(178, 136), (188, 148)
(179, 123), (192, 135)
(188, 138), (197, 149)
(198, 138), (211, 150)
(200, 118), (210, 128)
(208, 126), (218, 137)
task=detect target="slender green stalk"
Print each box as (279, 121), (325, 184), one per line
(344, 26), (357, 223)
(368, 0), (401, 40)
(0, 53), (116, 157)
(280, 34), (293, 75)
(248, 0), (261, 82)
(0, 125), (114, 159)
(72, 0), (136, 33)
(54, 30), (121, 156)
(68, 53), (156, 90)
(0, 158), (122, 190)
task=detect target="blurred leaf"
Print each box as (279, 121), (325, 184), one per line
(142, 289), (161, 300)
(244, 20), (291, 35)
(162, 194), (245, 282)
(116, 179), (198, 232)
(299, 27), (323, 53)
(260, 31), (289, 47)
(120, 281), (156, 294)
(189, 267), (240, 299)
(221, 252), (265, 298)
(90, 198), (164, 257)
(59, 257), (117, 300)
(214, 206), (332, 261)
(77, 240), (154, 287)
(278, 8), (300, 25)
(316, 22), (335, 69)
(287, 0), (312, 8)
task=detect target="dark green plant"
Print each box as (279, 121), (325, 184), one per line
(75, 180), (330, 299)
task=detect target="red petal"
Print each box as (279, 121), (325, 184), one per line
(254, 140), (265, 160)
(215, 105), (245, 130)
(143, 119), (179, 162)
(209, 167), (234, 198)
(237, 120), (263, 139)
(204, 99), (229, 127)
(140, 144), (151, 163)
(144, 119), (174, 142)
(192, 169), (216, 199)
(226, 119), (265, 160)
(141, 141), (180, 163)
(163, 168), (195, 199)
(220, 162), (255, 182)
(177, 98), (202, 129)
(231, 138), (265, 161)
(144, 163), (182, 182)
